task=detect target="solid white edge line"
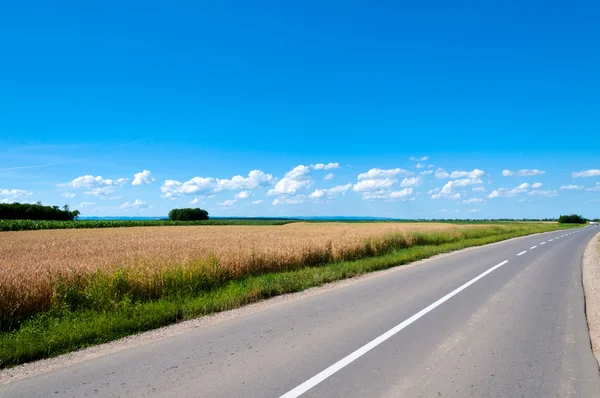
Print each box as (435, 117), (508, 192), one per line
(279, 260), (510, 398)
(517, 251), (527, 256)
(530, 246), (537, 249)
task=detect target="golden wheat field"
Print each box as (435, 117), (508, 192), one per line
(0, 222), (487, 317)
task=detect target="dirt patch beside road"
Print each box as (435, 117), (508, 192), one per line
(582, 232), (600, 366)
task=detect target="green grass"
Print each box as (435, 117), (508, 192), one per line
(0, 218), (298, 231)
(0, 223), (580, 368)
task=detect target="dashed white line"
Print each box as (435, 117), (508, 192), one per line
(549, 239), (554, 242)
(540, 242), (546, 245)
(530, 246), (537, 249)
(517, 251), (527, 256)
(279, 260), (511, 398)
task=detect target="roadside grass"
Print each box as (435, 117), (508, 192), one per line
(0, 223), (579, 368)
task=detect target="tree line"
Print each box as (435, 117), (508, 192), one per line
(0, 202), (80, 221)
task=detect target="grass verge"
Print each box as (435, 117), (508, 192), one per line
(0, 223), (579, 368)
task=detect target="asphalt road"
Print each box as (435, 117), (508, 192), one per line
(2, 226), (600, 397)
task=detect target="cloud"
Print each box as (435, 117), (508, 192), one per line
(312, 163), (339, 170)
(400, 177), (422, 187)
(267, 179), (311, 195)
(61, 192), (76, 198)
(560, 185), (584, 190)
(272, 195), (305, 205)
(431, 178), (483, 199)
(472, 187), (485, 192)
(78, 201), (96, 208)
(218, 199), (237, 206)
(84, 186), (117, 197)
(466, 209), (480, 213)
(501, 169), (546, 177)
(362, 187), (414, 201)
(132, 170), (155, 186)
(431, 192), (461, 200)
(462, 198), (485, 204)
(161, 177), (214, 198)
(120, 199), (152, 209)
(324, 173), (334, 180)
(161, 170), (273, 198)
(310, 184), (352, 199)
(409, 156), (428, 161)
(357, 168), (412, 180)
(416, 163), (425, 169)
(215, 170), (273, 191)
(531, 182), (543, 189)
(572, 169), (600, 178)
(449, 169), (485, 179)
(64, 175), (129, 188)
(420, 170), (433, 176)
(434, 169), (449, 179)
(188, 198), (202, 205)
(267, 165), (311, 196)
(488, 182), (531, 198)
(586, 183), (600, 192)
(528, 190), (558, 197)
(251, 200), (263, 205)
(0, 188), (33, 203)
(234, 191), (250, 200)
(353, 178), (396, 192)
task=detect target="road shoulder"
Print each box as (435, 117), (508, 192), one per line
(583, 231), (600, 366)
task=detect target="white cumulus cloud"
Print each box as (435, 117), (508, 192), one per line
(272, 195), (305, 205)
(528, 190), (558, 197)
(267, 165), (311, 196)
(352, 178), (396, 192)
(531, 182), (543, 189)
(312, 163), (339, 170)
(400, 177), (422, 187)
(502, 169), (546, 177)
(120, 199), (152, 209)
(132, 170), (155, 186)
(357, 168), (412, 180)
(324, 173), (335, 180)
(61, 192), (76, 198)
(310, 184), (352, 199)
(560, 185), (584, 190)
(409, 156), (428, 161)
(431, 178), (483, 199)
(215, 170), (273, 191)
(0, 188), (33, 203)
(572, 169), (600, 178)
(462, 198), (485, 204)
(64, 175), (129, 188)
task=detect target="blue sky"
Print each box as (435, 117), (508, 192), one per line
(1, 1), (598, 219)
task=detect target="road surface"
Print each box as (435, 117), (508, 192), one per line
(2, 226), (600, 397)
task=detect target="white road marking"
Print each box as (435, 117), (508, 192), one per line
(541, 242), (546, 245)
(279, 260), (511, 398)
(549, 239), (554, 242)
(517, 251), (527, 256)
(530, 246), (537, 249)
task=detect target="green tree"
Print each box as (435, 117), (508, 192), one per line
(168, 208), (209, 221)
(558, 214), (587, 224)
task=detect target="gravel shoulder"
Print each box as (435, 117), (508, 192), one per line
(582, 232), (600, 366)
